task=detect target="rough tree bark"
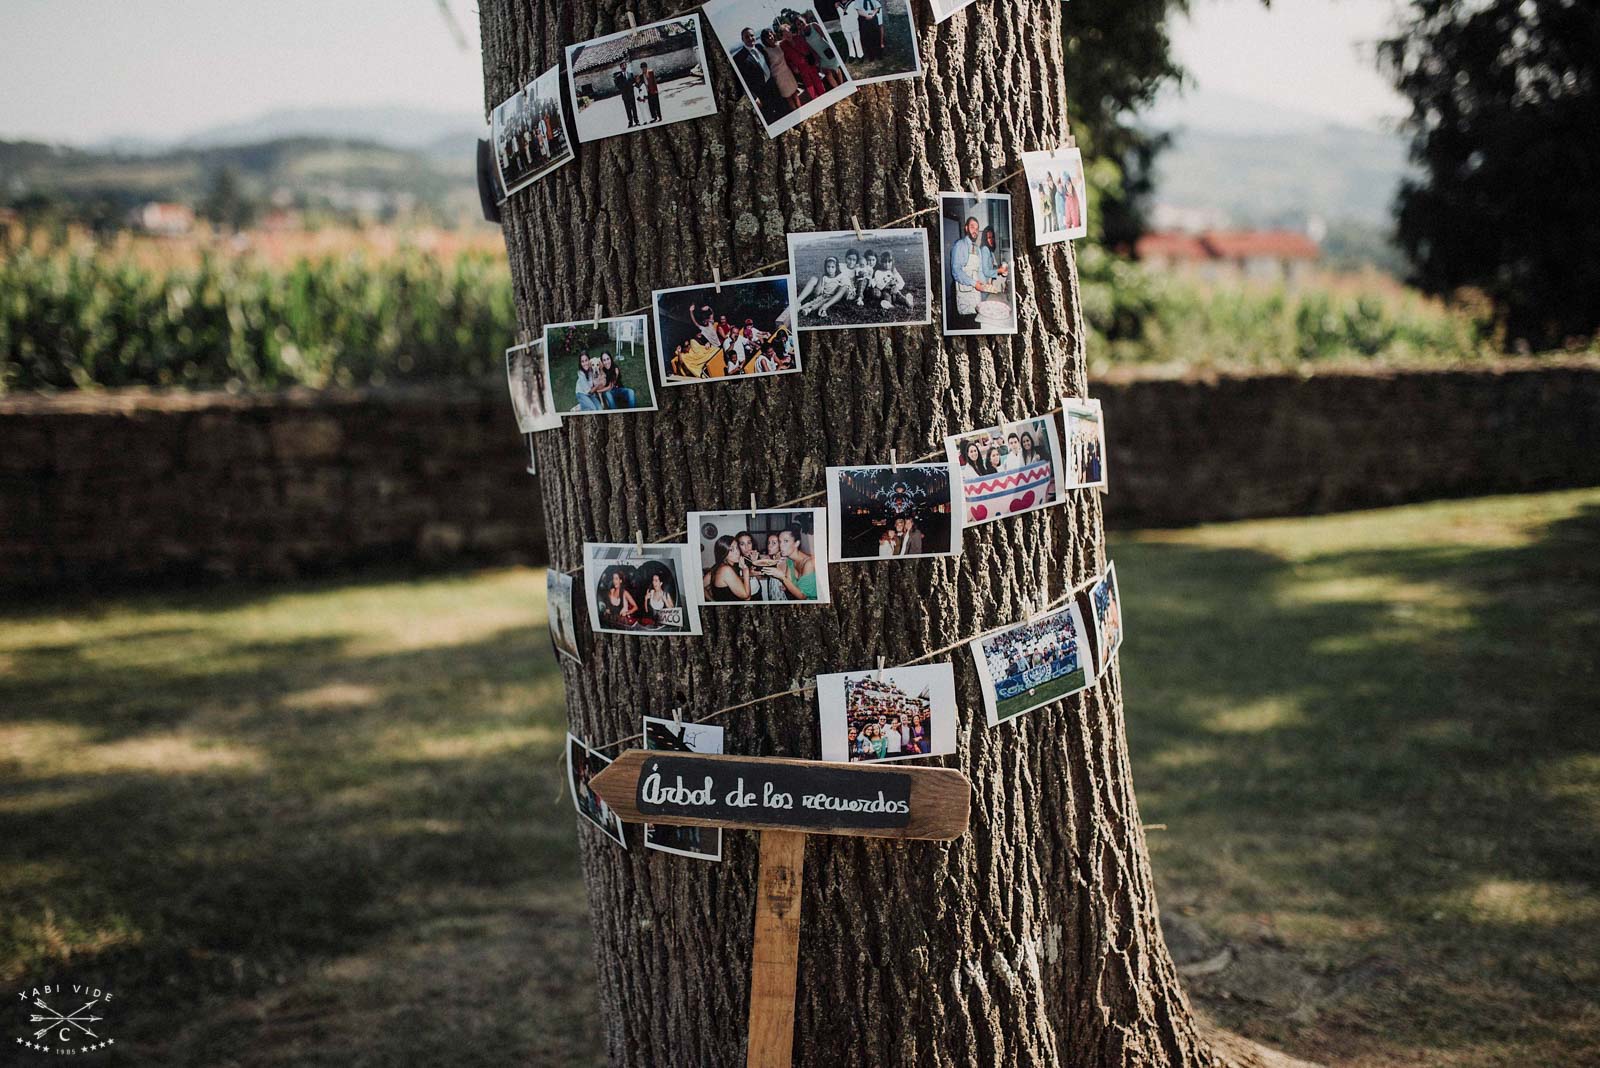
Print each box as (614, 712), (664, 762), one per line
(481, 2), (1290, 1065)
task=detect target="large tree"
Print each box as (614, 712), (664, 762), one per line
(1380, 0), (1600, 349)
(481, 2), (1300, 1064)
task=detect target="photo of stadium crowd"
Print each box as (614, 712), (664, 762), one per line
(970, 602), (1093, 725)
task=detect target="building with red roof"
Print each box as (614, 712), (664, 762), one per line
(1134, 229), (1321, 283)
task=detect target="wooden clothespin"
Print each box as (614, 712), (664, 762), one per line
(635, 529), (644, 554)
(516, 326), (535, 347)
(889, 449), (898, 471)
(876, 656), (886, 680)
(749, 492), (758, 520)
(852, 215), (865, 241)
(593, 303), (602, 326)
(672, 705), (683, 727)
(1064, 134), (1077, 150)
(713, 266), (723, 293)
(623, 11), (636, 27)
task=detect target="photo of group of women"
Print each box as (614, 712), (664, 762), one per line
(945, 416), (1065, 525)
(543, 315), (658, 415)
(826, 463), (961, 560)
(690, 508), (830, 604)
(491, 65), (574, 197)
(702, 0), (857, 137)
(788, 228), (932, 330)
(1090, 562), (1123, 679)
(566, 733), (627, 847)
(814, 0), (921, 84)
(642, 716), (725, 860)
(1063, 398), (1108, 489)
(970, 601), (1093, 726)
(653, 276), (801, 384)
(816, 663), (958, 764)
(939, 192), (1017, 336)
(546, 570), (582, 664)
(1021, 146), (1088, 244)
(505, 340), (560, 434)
(582, 543), (703, 636)
(566, 16), (717, 143)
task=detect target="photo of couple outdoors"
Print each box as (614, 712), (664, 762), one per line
(940, 192), (1017, 335)
(817, 663), (958, 764)
(544, 315), (658, 415)
(566, 16), (717, 143)
(703, 0), (856, 137)
(789, 228), (932, 330)
(815, 0), (921, 83)
(582, 544), (703, 636)
(1090, 563), (1123, 678)
(827, 464), (961, 560)
(654, 276), (800, 383)
(490, 65), (574, 197)
(566, 734), (626, 847)
(971, 602), (1093, 726)
(946, 416), (1064, 524)
(691, 508), (830, 604)
(1063, 399), (1108, 489)
(1021, 146), (1089, 244)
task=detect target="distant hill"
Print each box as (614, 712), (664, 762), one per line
(179, 105), (485, 157)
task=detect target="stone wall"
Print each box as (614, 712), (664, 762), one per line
(3, 360), (1597, 591)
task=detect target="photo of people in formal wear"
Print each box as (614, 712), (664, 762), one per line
(490, 64), (574, 197)
(826, 463), (962, 561)
(642, 716), (725, 861)
(944, 415), (1065, 525)
(702, 0), (856, 138)
(814, 0), (922, 84)
(1089, 561), (1123, 679)
(543, 315), (657, 416)
(582, 543), (703, 636)
(653, 276), (801, 384)
(567, 733), (628, 847)
(788, 228), (932, 330)
(689, 508), (830, 605)
(1021, 146), (1088, 244)
(970, 601), (1094, 727)
(927, 0), (982, 23)
(1062, 398), (1107, 489)
(547, 569), (582, 664)
(566, 16), (717, 143)
(816, 662), (958, 764)
(940, 192), (1017, 335)
(505, 340), (561, 433)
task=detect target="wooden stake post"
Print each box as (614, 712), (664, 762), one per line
(589, 751), (972, 1067)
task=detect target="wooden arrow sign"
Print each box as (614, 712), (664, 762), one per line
(590, 751), (972, 1068)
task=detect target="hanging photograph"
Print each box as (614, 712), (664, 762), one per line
(642, 715), (726, 861)
(818, 0), (923, 85)
(970, 601), (1094, 727)
(788, 228), (932, 330)
(816, 662), (958, 763)
(939, 192), (1017, 336)
(1062, 397), (1108, 490)
(547, 569), (582, 664)
(944, 414), (1065, 525)
(927, 0), (981, 24)
(825, 463), (962, 561)
(490, 64), (575, 197)
(1021, 146), (1088, 244)
(653, 275), (801, 384)
(567, 733), (628, 847)
(543, 314), (658, 416)
(701, 0), (857, 138)
(1089, 561), (1123, 678)
(583, 542), (703, 636)
(505, 339), (561, 433)
(688, 508), (830, 605)
(566, 15), (718, 143)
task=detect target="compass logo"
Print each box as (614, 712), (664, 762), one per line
(13, 983), (116, 1056)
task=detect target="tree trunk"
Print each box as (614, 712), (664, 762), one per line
(482, 3), (1235, 1065)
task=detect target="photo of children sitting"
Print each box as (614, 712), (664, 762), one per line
(788, 228), (932, 329)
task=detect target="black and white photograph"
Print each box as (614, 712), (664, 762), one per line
(816, 0), (922, 84)
(688, 508), (830, 604)
(490, 64), (574, 197)
(927, 0), (981, 23)
(788, 228), (932, 330)
(582, 543), (703, 636)
(1021, 146), (1088, 244)
(566, 16), (717, 143)
(970, 601), (1094, 727)
(1089, 562), (1123, 679)
(701, 0), (857, 138)
(1062, 397), (1108, 489)
(816, 662), (958, 763)
(546, 569), (582, 664)
(505, 339), (560, 433)
(825, 463), (962, 561)
(543, 314), (657, 416)
(642, 715), (725, 861)
(939, 192), (1017, 335)
(653, 275), (801, 384)
(566, 733), (628, 847)
(944, 415), (1065, 525)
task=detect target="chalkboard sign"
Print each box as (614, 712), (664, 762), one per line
(639, 755), (913, 831)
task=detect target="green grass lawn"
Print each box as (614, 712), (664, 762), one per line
(3, 489), (1598, 1066)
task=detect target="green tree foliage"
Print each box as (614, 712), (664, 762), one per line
(1380, 0), (1600, 348)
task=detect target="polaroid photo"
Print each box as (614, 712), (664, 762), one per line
(543, 314), (658, 417)
(688, 508), (831, 605)
(701, 0), (857, 138)
(506, 339), (561, 434)
(566, 16), (718, 143)
(788, 228), (932, 331)
(1020, 146), (1089, 244)
(970, 601), (1095, 727)
(824, 0), (923, 84)
(583, 542), (703, 636)
(547, 569), (582, 664)
(567, 733), (628, 847)
(1089, 561), (1123, 679)
(1061, 397), (1108, 490)
(652, 275), (801, 385)
(490, 64), (575, 198)
(825, 463), (962, 561)
(642, 715), (726, 861)
(816, 662), (958, 764)
(945, 415), (1066, 525)
(939, 192), (1018, 336)
(927, 0), (981, 24)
